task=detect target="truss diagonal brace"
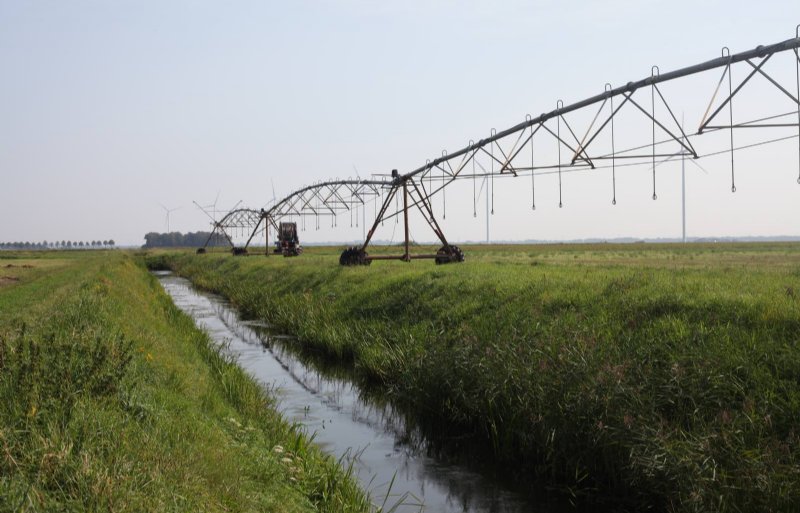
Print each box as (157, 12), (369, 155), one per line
(699, 54), (773, 133)
(625, 93), (698, 157)
(539, 123), (594, 169)
(409, 179), (449, 247)
(744, 59), (800, 105)
(361, 183), (400, 251)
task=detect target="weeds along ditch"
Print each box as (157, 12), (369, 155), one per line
(0, 251), (370, 513)
(147, 244), (800, 512)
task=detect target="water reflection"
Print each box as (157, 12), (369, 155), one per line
(156, 272), (564, 513)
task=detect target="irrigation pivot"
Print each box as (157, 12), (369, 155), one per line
(199, 27), (800, 264)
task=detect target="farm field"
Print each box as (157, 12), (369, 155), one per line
(6, 3), (800, 512)
(0, 251), (369, 512)
(150, 242), (800, 511)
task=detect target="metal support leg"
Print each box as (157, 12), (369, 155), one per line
(413, 180), (464, 264)
(244, 216), (263, 251)
(410, 179), (449, 247)
(403, 181), (410, 262)
(361, 185), (398, 252)
(340, 184), (399, 266)
(796, 37), (800, 183)
(200, 225), (217, 251)
(219, 226), (234, 249)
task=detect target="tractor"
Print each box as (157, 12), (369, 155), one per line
(273, 222), (302, 257)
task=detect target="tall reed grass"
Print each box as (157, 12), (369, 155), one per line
(152, 243), (800, 511)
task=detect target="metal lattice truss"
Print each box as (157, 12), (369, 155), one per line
(267, 180), (389, 220)
(204, 181), (393, 250)
(399, 33), (800, 211)
(203, 29), (800, 262)
(202, 208), (264, 248)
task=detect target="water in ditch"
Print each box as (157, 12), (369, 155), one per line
(156, 271), (566, 513)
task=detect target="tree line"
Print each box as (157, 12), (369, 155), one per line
(0, 240), (116, 250)
(142, 232), (227, 248)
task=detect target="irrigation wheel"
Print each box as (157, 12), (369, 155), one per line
(435, 245), (465, 265)
(282, 246), (301, 257)
(339, 247), (371, 266)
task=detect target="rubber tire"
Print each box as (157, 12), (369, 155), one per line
(435, 245), (465, 264)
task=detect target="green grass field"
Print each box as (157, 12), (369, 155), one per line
(0, 251), (369, 512)
(151, 242), (800, 512)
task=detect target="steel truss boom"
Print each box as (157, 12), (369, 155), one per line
(403, 36), (800, 182)
(200, 28), (800, 263)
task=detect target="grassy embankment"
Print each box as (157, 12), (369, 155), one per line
(152, 243), (800, 512)
(0, 251), (370, 512)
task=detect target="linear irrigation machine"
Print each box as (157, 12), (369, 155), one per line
(198, 27), (800, 265)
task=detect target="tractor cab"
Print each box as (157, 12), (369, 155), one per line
(273, 222), (302, 257)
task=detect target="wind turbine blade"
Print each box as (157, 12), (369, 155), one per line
(194, 201), (217, 223)
(645, 154), (679, 174)
(687, 158), (709, 175)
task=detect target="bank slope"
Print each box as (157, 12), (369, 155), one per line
(156, 245), (800, 512)
(0, 251), (369, 512)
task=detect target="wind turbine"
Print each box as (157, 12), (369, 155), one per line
(680, 114), (708, 243)
(678, 152), (709, 243)
(641, 114), (709, 243)
(226, 199), (243, 213)
(193, 190), (221, 227)
(208, 190), (220, 223)
(353, 165), (366, 239)
(642, 145), (707, 244)
(159, 203), (181, 233)
(471, 163), (491, 244)
(193, 201), (216, 229)
(261, 180), (279, 210)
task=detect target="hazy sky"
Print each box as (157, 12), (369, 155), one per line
(2, 0), (799, 246)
